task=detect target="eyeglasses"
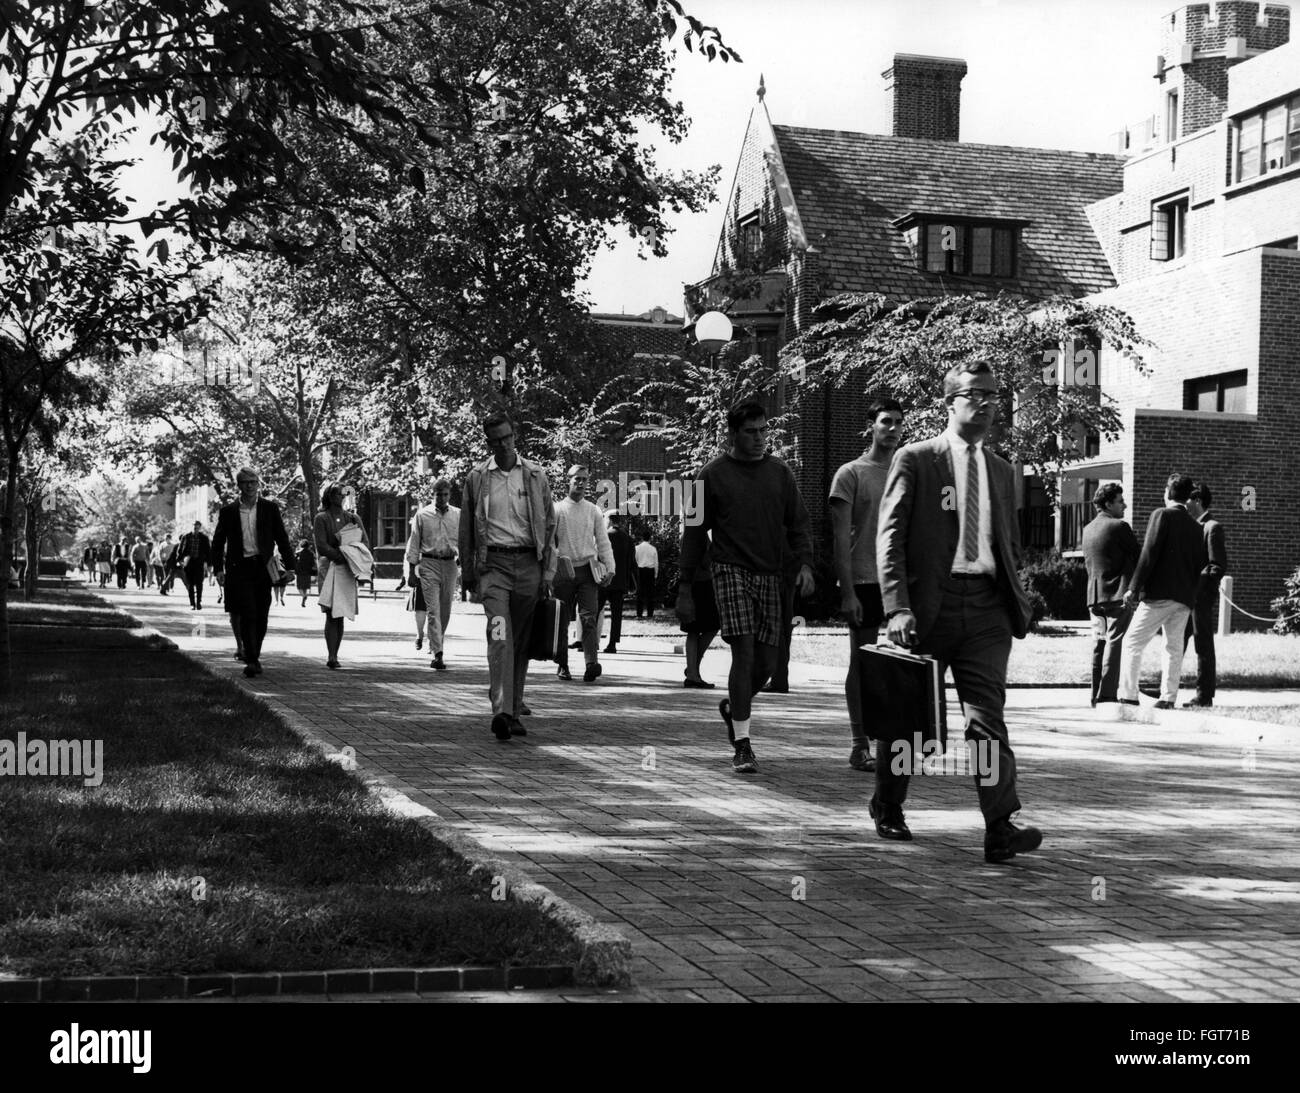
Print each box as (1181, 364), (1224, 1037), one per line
(486, 432), (515, 446)
(951, 390), (999, 408)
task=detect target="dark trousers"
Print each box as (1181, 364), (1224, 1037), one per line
(1183, 590), (1218, 703)
(874, 576), (1020, 825)
(228, 556), (272, 663)
(1090, 601), (1131, 704)
(635, 567), (656, 617)
(598, 588), (625, 645)
(133, 560), (147, 586)
(185, 561), (206, 606)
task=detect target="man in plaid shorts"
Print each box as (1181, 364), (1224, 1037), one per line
(677, 400), (814, 773)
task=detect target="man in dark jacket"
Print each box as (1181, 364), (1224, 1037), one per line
(599, 512), (638, 654)
(211, 467), (294, 678)
(1182, 483), (1229, 708)
(1082, 483), (1140, 706)
(1117, 473), (1207, 709)
(877, 361), (1039, 864)
(176, 521), (212, 609)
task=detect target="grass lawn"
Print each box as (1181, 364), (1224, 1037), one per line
(611, 612), (1300, 689)
(1204, 706), (1300, 728)
(0, 594), (578, 979)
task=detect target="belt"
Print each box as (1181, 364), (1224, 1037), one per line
(948, 572), (994, 580)
(421, 551), (456, 559)
(486, 544), (534, 554)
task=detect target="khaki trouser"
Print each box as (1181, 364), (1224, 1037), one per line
(478, 551), (541, 717)
(417, 556), (458, 654)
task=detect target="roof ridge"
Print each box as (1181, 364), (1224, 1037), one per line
(772, 125), (1124, 161)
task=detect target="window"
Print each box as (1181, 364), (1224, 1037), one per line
(1150, 196), (1188, 261)
(377, 497), (409, 547)
(1234, 94), (1300, 182)
(1166, 90), (1179, 143)
(922, 222), (1015, 277)
(736, 213), (761, 265)
(1184, 370), (1248, 413)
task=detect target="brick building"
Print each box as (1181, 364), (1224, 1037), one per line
(689, 3), (1298, 627)
(1073, 2), (1298, 628)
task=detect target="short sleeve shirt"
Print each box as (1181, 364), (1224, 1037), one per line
(828, 455), (891, 585)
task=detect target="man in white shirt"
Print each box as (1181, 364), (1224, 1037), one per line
(553, 465), (615, 682)
(634, 530), (659, 618)
(405, 478), (460, 670)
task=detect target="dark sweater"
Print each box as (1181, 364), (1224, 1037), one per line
(679, 453), (813, 581)
(1130, 503), (1207, 609)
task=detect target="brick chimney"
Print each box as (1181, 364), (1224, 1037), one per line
(883, 54), (968, 141)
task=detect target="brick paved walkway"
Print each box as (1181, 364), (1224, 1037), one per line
(122, 588), (1300, 1003)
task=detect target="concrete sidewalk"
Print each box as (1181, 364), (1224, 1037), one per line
(120, 587), (1300, 1003)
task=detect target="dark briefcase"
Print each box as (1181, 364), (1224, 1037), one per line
(856, 643), (947, 749)
(529, 596), (572, 662)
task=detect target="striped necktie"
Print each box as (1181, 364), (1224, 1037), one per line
(963, 443), (981, 562)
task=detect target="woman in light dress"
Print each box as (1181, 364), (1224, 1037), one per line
(313, 482), (372, 669)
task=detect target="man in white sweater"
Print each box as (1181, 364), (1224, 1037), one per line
(554, 465), (615, 682)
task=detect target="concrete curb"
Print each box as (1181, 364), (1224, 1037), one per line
(94, 592), (633, 990)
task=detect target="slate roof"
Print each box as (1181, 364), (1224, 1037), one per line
(771, 126), (1126, 301)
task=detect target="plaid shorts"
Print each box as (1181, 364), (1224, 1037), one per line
(711, 562), (782, 646)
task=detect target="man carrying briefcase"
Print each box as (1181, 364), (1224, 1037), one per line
(876, 362), (1043, 864)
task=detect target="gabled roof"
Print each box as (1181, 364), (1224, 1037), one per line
(771, 125), (1126, 300)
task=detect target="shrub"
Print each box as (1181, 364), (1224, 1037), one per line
(1271, 565), (1300, 635)
(1018, 550), (1088, 621)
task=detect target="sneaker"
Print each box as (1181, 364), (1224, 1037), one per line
(849, 743), (876, 772)
(719, 698), (734, 744)
(583, 662), (602, 683)
(732, 739), (758, 774)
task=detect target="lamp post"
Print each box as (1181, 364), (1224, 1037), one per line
(694, 310), (733, 356)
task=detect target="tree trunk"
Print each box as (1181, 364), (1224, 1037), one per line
(23, 499), (39, 601)
(0, 460), (16, 696)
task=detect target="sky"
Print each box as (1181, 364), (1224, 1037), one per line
(581, 0), (1185, 315)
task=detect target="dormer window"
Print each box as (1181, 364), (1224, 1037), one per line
(894, 213), (1024, 278)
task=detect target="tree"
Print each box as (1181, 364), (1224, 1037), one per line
(780, 292), (1153, 500)
(244, 0), (724, 487)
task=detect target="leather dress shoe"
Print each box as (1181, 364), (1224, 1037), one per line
(760, 683), (789, 694)
(984, 818), (1043, 863)
(869, 797), (912, 841)
(603, 644), (617, 654)
(1154, 700), (1174, 710)
(519, 704), (532, 715)
(849, 743), (876, 772)
(508, 716), (527, 736)
(556, 666), (572, 681)
(583, 662), (602, 682)
(490, 713), (512, 741)
(1182, 698), (1212, 708)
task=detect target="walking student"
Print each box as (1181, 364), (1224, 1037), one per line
(677, 400), (814, 774)
(552, 465), (614, 683)
(314, 481), (372, 670)
(1182, 483), (1229, 708)
(634, 529), (658, 619)
(458, 412), (557, 741)
(830, 397), (904, 772)
(404, 478), (460, 670)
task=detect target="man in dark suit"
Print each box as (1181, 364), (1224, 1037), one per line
(175, 520), (212, 609)
(1082, 483), (1140, 706)
(1117, 473), (1207, 709)
(877, 361), (1041, 864)
(1182, 483), (1228, 708)
(211, 467), (294, 678)
(599, 512), (638, 654)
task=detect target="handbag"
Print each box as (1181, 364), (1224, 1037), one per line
(266, 555), (287, 583)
